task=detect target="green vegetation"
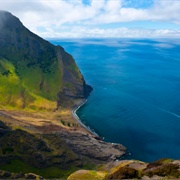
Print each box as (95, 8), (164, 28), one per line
(0, 169), (42, 179)
(0, 124), (96, 179)
(68, 170), (107, 180)
(0, 46), (85, 111)
(0, 11), (87, 111)
(19, 59), (62, 101)
(0, 121), (9, 129)
(0, 159), (78, 179)
(60, 120), (78, 127)
(0, 58), (62, 110)
(143, 163), (180, 178)
(70, 159), (180, 180)
(0, 10), (93, 179)
(146, 158), (173, 169)
(61, 119), (65, 125)
(105, 166), (139, 180)
(143, 159), (180, 178)
(67, 122), (71, 127)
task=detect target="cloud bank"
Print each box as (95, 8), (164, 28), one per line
(0, 0), (180, 38)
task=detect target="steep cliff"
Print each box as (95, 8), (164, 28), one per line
(0, 11), (127, 179)
(0, 10), (92, 110)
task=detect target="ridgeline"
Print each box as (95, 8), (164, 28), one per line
(0, 10), (92, 110)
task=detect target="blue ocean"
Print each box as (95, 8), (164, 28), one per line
(50, 38), (180, 162)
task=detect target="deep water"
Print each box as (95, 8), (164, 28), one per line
(50, 38), (180, 162)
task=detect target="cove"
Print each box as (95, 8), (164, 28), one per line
(50, 38), (180, 162)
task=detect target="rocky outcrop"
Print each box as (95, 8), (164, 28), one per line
(0, 170), (43, 179)
(68, 170), (107, 180)
(0, 119), (126, 179)
(68, 159), (180, 180)
(55, 130), (126, 163)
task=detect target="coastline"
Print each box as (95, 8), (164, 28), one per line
(72, 99), (99, 137)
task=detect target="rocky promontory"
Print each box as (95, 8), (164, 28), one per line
(68, 159), (180, 180)
(0, 10), (126, 179)
(0, 110), (126, 179)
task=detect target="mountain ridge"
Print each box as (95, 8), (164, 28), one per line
(0, 10), (92, 110)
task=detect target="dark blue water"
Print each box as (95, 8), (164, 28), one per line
(50, 38), (180, 162)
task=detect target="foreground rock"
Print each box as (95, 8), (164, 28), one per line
(68, 170), (107, 180)
(54, 130), (126, 163)
(0, 116), (126, 179)
(68, 159), (180, 180)
(0, 170), (43, 179)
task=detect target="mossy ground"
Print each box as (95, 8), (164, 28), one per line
(68, 159), (180, 180)
(68, 170), (107, 180)
(142, 158), (180, 178)
(0, 159), (78, 179)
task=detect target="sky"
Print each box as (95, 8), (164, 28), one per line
(0, 0), (180, 38)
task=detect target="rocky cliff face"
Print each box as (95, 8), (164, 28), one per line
(0, 116), (126, 179)
(0, 11), (92, 110)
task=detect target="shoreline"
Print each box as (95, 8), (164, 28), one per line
(72, 99), (99, 137)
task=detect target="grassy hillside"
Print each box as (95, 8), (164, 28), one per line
(0, 11), (91, 111)
(0, 58), (61, 110)
(0, 11), (95, 179)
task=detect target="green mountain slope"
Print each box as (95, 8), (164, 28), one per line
(0, 10), (92, 110)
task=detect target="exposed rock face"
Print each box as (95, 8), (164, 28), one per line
(55, 130), (126, 163)
(0, 11), (92, 109)
(0, 119), (126, 167)
(0, 119), (126, 179)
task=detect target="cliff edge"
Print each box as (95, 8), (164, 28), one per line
(0, 11), (126, 179)
(0, 10), (92, 110)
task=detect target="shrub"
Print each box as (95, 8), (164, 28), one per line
(146, 158), (173, 169)
(61, 120), (65, 125)
(67, 122), (71, 127)
(106, 166), (139, 179)
(143, 163), (180, 178)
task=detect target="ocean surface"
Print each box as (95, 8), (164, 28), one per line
(50, 38), (180, 162)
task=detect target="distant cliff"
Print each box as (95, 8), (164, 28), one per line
(0, 10), (92, 110)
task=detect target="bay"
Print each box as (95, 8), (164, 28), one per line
(50, 38), (180, 162)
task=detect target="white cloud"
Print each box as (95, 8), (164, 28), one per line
(0, 0), (180, 38)
(150, 0), (180, 23)
(42, 26), (180, 38)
